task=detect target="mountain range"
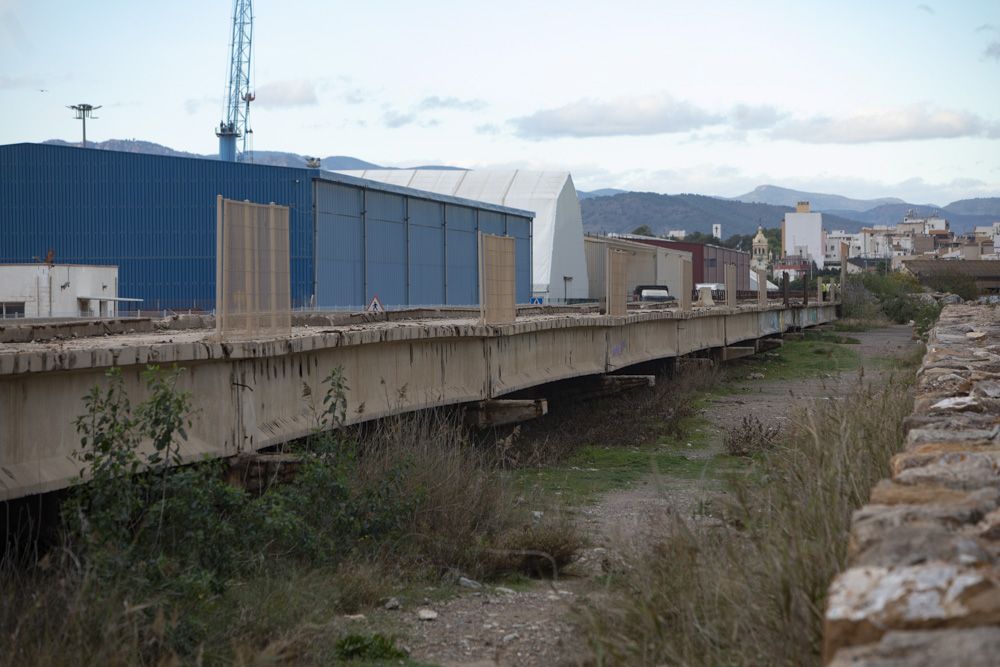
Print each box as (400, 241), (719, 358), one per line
(578, 192), (869, 239)
(44, 139), (383, 171)
(733, 185), (907, 212)
(36, 139), (1000, 235)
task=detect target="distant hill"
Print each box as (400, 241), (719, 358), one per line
(823, 199), (1000, 233)
(578, 188), (627, 200)
(735, 185), (907, 212)
(944, 197), (1000, 217)
(580, 192), (867, 237)
(41, 138), (394, 171)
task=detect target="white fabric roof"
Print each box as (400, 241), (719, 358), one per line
(335, 169), (590, 299)
(749, 270), (779, 290)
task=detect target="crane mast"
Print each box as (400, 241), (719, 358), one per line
(216, 0), (254, 162)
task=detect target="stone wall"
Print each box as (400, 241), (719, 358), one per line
(823, 304), (1000, 665)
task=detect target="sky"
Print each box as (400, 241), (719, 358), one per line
(1, 0), (999, 205)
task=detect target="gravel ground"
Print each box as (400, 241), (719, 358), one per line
(370, 325), (919, 667)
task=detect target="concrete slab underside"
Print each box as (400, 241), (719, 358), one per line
(0, 303), (837, 500)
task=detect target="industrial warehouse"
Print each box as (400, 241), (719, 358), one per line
(0, 142), (534, 312)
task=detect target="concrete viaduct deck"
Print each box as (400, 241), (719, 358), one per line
(0, 302), (838, 501)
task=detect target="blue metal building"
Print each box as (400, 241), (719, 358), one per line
(0, 143), (533, 311)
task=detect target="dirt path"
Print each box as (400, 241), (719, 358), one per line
(373, 325), (918, 667)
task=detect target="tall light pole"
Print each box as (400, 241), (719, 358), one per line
(68, 104), (101, 147)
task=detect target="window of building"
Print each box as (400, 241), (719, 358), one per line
(1, 302), (25, 318)
(707, 258), (717, 268)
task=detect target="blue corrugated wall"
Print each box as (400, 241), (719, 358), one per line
(0, 143), (533, 311)
(314, 182), (533, 308)
(0, 143), (313, 310)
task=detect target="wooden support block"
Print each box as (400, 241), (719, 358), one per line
(677, 357), (715, 372)
(465, 398), (548, 428)
(721, 346), (756, 362)
(756, 337), (784, 351)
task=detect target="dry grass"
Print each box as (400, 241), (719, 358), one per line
(0, 408), (585, 665)
(579, 361), (919, 666)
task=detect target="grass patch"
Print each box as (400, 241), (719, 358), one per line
(516, 428), (740, 505)
(733, 337), (860, 381)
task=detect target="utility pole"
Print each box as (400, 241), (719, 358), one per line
(68, 104), (101, 147)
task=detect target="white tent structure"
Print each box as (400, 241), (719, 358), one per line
(749, 270), (779, 291)
(336, 169), (590, 301)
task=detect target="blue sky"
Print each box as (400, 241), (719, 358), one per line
(2, 0), (998, 204)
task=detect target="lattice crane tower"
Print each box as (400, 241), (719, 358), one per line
(216, 0), (254, 162)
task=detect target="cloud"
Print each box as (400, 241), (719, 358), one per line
(418, 96), (487, 112)
(770, 105), (1000, 143)
(0, 73), (40, 90)
(985, 41), (1000, 61)
(253, 79), (318, 109)
(476, 123), (501, 135)
(730, 104), (786, 130)
(343, 88), (366, 105)
(915, 4), (934, 14)
(512, 93), (725, 140)
(383, 110), (416, 128)
(184, 96), (215, 114)
(976, 23), (997, 33)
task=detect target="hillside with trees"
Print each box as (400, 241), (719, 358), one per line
(583, 192), (864, 237)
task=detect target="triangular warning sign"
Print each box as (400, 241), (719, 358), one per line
(367, 295), (383, 312)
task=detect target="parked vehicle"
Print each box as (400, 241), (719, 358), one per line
(633, 285), (675, 302)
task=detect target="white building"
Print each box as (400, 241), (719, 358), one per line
(666, 229), (687, 240)
(824, 230), (862, 264)
(337, 169), (590, 301)
(782, 201), (825, 269)
(0, 264), (131, 318)
(712, 223), (722, 240)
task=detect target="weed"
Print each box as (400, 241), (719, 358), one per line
(335, 633), (408, 660)
(723, 415), (780, 457)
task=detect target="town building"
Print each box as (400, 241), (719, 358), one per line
(782, 201), (825, 269)
(0, 263), (134, 318)
(583, 235), (692, 302)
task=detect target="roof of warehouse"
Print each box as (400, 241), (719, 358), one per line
(0, 143), (535, 219)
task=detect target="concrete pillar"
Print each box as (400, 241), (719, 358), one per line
(756, 268), (767, 305)
(782, 271), (790, 307)
(817, 277), (824, 303)
(840, 241), (849, 289)
(725, 263), (736, 308)
(680, 258), (692, 311)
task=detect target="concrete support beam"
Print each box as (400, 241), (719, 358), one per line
(680, 258), (692, 311)
(817, 277), (824, 304)
(465, 398), (548, 428)
(725, 263), (737, 308)
(557, 374), (656, 403)
(757, 268), (767, 305)
(721, 346), (756, 361)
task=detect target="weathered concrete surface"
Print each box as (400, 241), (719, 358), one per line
(0, 303), (835, 501)
(824, 305), (1000, 664)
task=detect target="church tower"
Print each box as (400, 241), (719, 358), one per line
(751, 225), (770, 273)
